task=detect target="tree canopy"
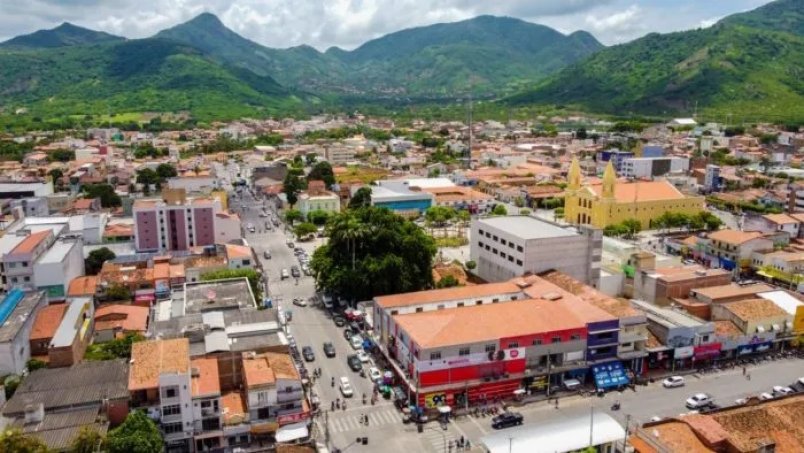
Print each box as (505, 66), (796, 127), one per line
(0, 429), (49, 453)
(284, 209), (304, 225)
(307, 209), (331, 226)
(294, 222), (318, 239)
(69, 426), (106, 453)
(283, 167), (306, 206)
(348, 187), (372, 209)
(85, 247), (115, 275)
(492, 204), (508, 216)
(307, 161), (336, 188)
(105, 410), (163, 453)
(82, 184), (121, 208)
(311, 207), (436, 301)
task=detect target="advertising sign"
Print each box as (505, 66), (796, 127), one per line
(674, 346), (694, 359)
(424, 393), (447, 408)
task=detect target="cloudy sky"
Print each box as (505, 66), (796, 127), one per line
(0, 0), (774, 50)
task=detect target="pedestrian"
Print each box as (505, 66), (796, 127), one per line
(555, 398), (559, 409)
(365, 415), (370, 426)
(747, 373), (751, 381)
(742, 366), (746, 376)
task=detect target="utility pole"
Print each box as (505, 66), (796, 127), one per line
(622, 414), (631, 452)
(466, 94), (473, 170)
(589, 407), (594, 447)
(508, 436), (514, 453)
(545, 350), (552, 398)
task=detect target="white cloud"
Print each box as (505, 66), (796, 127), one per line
(698, 17), (721, 28)
(584, 4), (641, 32)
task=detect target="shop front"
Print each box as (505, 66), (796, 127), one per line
(673, 346), (694, 370)
(591, 361), (630, 390)
(692, 343), (722, 367)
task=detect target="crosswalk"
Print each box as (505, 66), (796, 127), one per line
(420, 424), (472, 452)
(327, 407), (404, 433)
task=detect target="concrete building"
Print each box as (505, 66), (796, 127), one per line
(0, 290), (48, 375)
(0, 181), (54, 199)
(471, 216), (602, 285)
(0, 229), (56, 291)
(711, 298), (793, 336)
(133, 189), (222, 252)
(296, 181), (340, 218)
(167, 176), (219, 194)
(214, 212), (242, 245)
(324, 146), (356, 165)
(368, 183), (433, 217)
(10, 197), (50, 217)
(705, 229), (775, 270)
(620, 156), (688, 179)
(704, 164), (721, 192)
(631, 253), (733, 306)
(564, 159), (705, 230)
(33, 236), (85, 301)
(48, 296), (94, 367)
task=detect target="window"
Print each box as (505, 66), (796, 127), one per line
(516, 259), (523, 266)
(492, 298), (499, 303)
(21, 262), (28, 267)
(242, 260), (251, 266)
(257, 407), (270, 419)
(485, 344), (496, 353)
(478, 229), (484, 236)
(416, 307), (424, 313)
(437, 304), (445, 310)
(511, 296), (518, 300)
(429, 352), (441, 360)
(570, 333), (581, 341)
(476, 300), (482, 306)
(508, 256), (514, 262)
(257, 391), (269, 404)
(390, 310), (398, 316)
(500, 252), (506, 259)
(500, 239), (506, 246)
(163, 422), (183, 434)
(509, 242), (514, 249)
(492, 235), (498, 241)
(7, 262), (15, 268)
(10, 277), (17, 283)
(459, 347), (470, 356)
(532, 338), (542, 346)
(457, 302), (464, 307)
(517, 245), (523, 252)
(23, 276), (30, 282)
(551, 336), (561, 344)
(492, 248), (498, 255)
(508, 342), (519, 348)
(162, 405), (181, 416)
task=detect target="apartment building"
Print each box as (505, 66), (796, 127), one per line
(133, 189), (221, 252)
(0, 229), (55, 291)
(620, 156), (688, 179)
(470, 216), (602, 285)
(243, 352), (306, 434)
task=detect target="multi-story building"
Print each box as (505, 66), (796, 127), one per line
(620, 156), (688, 179)
(564, 158), (705, 230)
(243, 352), (305, 433)
(324, 146), (356, 166)
(704, 164), (721, 192)
(133, 189), (221, 252)
(704, 229), (775, 270)
(595, 150), (634, 173)
(711, 298), (793, 337)
(0, 229), (56, 291)
(47, 296), (94, 368)
(631, 253), (733, 306)
(32, 236), (85, 302)
(296, 180), (340, 218)
(0, 290), (48, 375)
(470, 216), (602, 285)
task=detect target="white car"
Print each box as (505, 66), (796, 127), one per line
(759, 392), (774, 401)
(368, 367), (382, 382)
(685, 393), (713, 409)
(663, 376), (685, 388)
(356, 350), (370, 363)
(339, 377), (353, 397)
(649, 416), (663, 422)
(772, 386), (794, 396)
(350, 335), (363, 350)
(734, 398), (748, 406)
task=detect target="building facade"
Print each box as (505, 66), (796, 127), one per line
(133, 189), (221, 252)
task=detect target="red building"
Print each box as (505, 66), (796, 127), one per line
(133, 188), (220, 252)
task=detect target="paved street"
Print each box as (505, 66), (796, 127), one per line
(233, 186), (803, 453)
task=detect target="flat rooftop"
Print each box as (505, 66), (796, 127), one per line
(0, 291), (45, 343)
(183, 278), (255, 314)
(38, 240), (79, 264)
(375, 281), (523, 309)
(477, 216), (577, 240)
(51, 297), (92, 348)
(631, 299), (707, 328)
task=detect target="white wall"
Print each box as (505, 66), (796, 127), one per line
(214, 215), (242, 244)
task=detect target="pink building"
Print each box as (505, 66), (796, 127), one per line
(133, 190), (221, 252)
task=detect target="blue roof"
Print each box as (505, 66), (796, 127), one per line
(0, 289), (25, 326)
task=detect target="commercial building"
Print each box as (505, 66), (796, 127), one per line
(620, 156), (689, 179)
(296, 180), (340, 218)
(0, 290), (48, 375)
(564, 158), (704, 230)
(631, 253), (732, 306)
(471, 216), (602, 285)
(133, 189), (222, 252)
(0, 181), (54, 199)
(704, 229), (775, 270)
(0, 229), (56, 291)
(483, 412), (625, 453)
(711, 298), (793, 336)
(368, 182), (433, 216)
(595, 150), (634, 173)
(1, 360), (130, 451)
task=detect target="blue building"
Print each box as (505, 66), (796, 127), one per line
(369, 183), (433, 216)
(641, 145), (665, 158)
(596, 150), (634, 173)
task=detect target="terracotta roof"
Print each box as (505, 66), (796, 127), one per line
(129, 338), (190, 391)
(221, 391), (247, 425)
(374, 281), (523, 308)
(394, 298), (586, 349)
(225, 244), (252, 260)
(693, 283), (774, 301)
(190, 357), (221, 397)
(72, 199), (95, 210)
(587, 180), (692, 202)
(10, 230), (50, 255)
(104, 223), (133, 238)
(763, 213), (799, 225)
(67, 276), (99, 297)
(94, 304), (149, 334)
(655, 266), (731, 283)
(707, 229), (766, 246)
(241, 353), (276, 388)
(539, 270), (640, 318)
(30, 304), (68, 341)
(169, 264), (185, 278)
(643, 421), (713, 452)
(713, 320), (742, 337)
(710, 395), (804, 452)
(723, 298), (789, 321)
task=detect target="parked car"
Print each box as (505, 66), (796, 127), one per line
(350, 335), (363, 350)
(302, 346), (315, 362)
(281, 269), (289, 280)
(759, 392), (774, 401)
(333, 316), (346, 327)
(291, 266), (301, 278)
(491, 412), (523, 429)
(323, 342), (336, 358)
(368, 367), (382, 382)
(339, 377), (353, 397)
(356, 350), (370, 363)
(772, 385), (794, 396)
(292, 298), (307, 307)
(343, 328), (354, 340)
(347, 354), (362, 372)
(263, 250), (271, 259)
(663, 376), (685, 388)
(685, 393), (713, 409)
(323, 295), (334, 310)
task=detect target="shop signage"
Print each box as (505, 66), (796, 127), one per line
(278, 411), (309, 425)
(424, 393), (447, 408)
(674, 346), (694, 359)
(693, 343), (721, 360)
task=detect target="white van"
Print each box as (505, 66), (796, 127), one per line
(563, 379), (582, 391)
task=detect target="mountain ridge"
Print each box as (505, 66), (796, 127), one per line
(0, 22), (124, 49)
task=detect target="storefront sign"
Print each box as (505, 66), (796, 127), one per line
(278, 411), (310, 425)
(674, 346), (694, 359)
(737, 341), (773, 355)
(424, 393), (447, 408)
(416, 348), (525, 373)
(529, 376), (548, 390)
(693, 343), (721, 360)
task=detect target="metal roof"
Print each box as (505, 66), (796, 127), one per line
(478, 216), (578, 240)
(50, 297), (91, 348)
(204, 330), (231, 352)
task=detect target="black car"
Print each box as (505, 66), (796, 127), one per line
(347, 354), (362, 372)
(291, 267), (301, 278)
(333, 316), (346, 327)
(323, 342), (336, 358)
(492, 412), (523, 429)
(343, 327), (354, 340)
(302, 346), (315, 362)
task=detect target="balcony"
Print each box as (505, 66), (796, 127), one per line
(161, 412), (183, 424)
(619, 330), (649, 344)
(201, 407), (219, 418)
(276, 388), (304, 403)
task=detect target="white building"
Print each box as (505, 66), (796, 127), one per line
(470, 216), (602, 285)
(324, 147), (356, 166)
(620, 156), (689, 179)
(33, 237), (85, 302)
(167, 176), (219, 194)
(0, 291), (48, 375)
(214, 212), (243, 244)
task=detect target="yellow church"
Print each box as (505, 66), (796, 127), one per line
(564, 158), (704, 229)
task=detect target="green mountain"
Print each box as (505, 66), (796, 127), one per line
(0, 22), (123, 49)
(507, 0), (804, 120)
(155, 13), (602, 97)
(0, 38), (301, 120)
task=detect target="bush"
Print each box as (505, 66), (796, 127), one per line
(26, 359), (46, 371)
(465, 260), (476, 270)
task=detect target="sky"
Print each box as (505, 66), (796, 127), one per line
(0, 0), (774, 50)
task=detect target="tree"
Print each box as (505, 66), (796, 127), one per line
(105, 284), (131, 301)
(49, 149), (74, 162)
(200, 268), (263, 303)
(436, 275), (460, 288)
(86, 247), (115, 275)
(26, 358), (46, 371)
(307, 161), (336, 188)
(135, 168), (159, 194)
(311, 207), (436, 301)
(48, 168), (64, 186)
(348, 187), (372, 209)
(621, 219), (642, 238)
(294, 222), (318, 239)
(155, 163), (177, 180)
(492, 204), (508, 216)
(513, 197), (525, 208)
(465, 260), (476, 270)
(285, 209), (304, 225)
(576, 128), (588, 139)
(83, 184), (121, 208)
(307, 210), (330, 226)
(283, 167), (306, 206)
(424, 206), (456, 227)
(0, 429), (49, 453)
(70, 426), (105, 453)
(520, 208), (532, 216)
(85, 333), (144, 361)
(106, 410), (162, 453)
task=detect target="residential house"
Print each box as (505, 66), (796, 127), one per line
(296, 180), (340, 218)
(0, 290), (48, 375)
(29, 304), (67, 361)
(704, 229), (775, 270)
(94, 304), (150, 342)
(48, 297), (94, 368)
(711, 298), (793, 337)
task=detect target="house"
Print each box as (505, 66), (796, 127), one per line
(0, 290), (48, 375)
(296, 180), (340, 218)
(94, 304), (150, 342)
(224, 243), (255, 270)
(2, 360), (129, 450)
(29, 304), (68, 361)
(631, 253), (732, 306)
(67, 275), (100, 299)
(47, 297), (94, 367)
(71, 197), (101, 214)
(704, 230), (775, 270)
(711, 298), (793, 336)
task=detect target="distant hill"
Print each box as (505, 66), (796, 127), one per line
(0, 38), (301, 120)
(0, 22), (123, 49)
(506, 0), (804, 120)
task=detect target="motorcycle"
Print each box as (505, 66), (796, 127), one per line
(331, 377), (335, 387)
(611, 401), (621, 411)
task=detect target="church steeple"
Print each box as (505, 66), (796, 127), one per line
(568, 157), (582, 191)
(602, 160), (616, 199)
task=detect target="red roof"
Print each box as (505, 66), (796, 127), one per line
(30, 304), (67, 341)
(11, 230), (50, 255)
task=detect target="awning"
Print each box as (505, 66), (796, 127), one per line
(275, 422), (309, 443)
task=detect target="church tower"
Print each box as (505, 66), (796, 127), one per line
(564, 157), (582, 224)
(595, 160), (618, 227)
(602, 160), (617, 200)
